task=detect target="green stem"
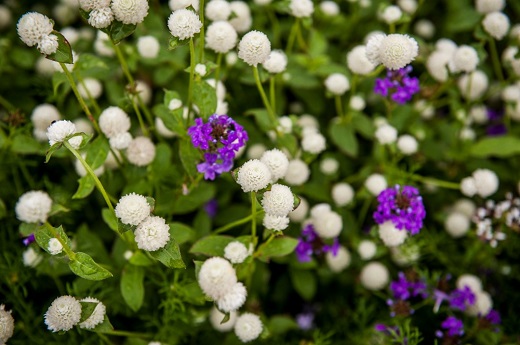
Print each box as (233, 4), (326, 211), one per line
(98, 330), (152, 338)
(214, 210), (265, 234)
(44, 222), (76, 259)
(253, 66), (277, 126)
(59, 63), (100, 133)
(63, 141), (115, 214)
(214, 53), (222, 94)
(269, 75), (276, 113)
(295, 18), (307, 52)
(131, 96), (149, 137)
(286, 19), (298, 53)
(77, 74), (101, 115)
(335, 95), (344, 119)
(410, 175), (460, 189)
(389, 23), (396, 34)
(198, 0), (206, 62)
(488, 38), (504, 82)
(187, 38), (196, 126)
(251, 191), (257, 246)
(112, 42), (135, 87)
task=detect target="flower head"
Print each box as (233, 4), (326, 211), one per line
(88, 7), (114, 28)
(366, 33), (418, 70)
(37, 34), (58, 55)
(206, 21), (238, 53)
(126, 136), (156, 166)
(209, 307), (237, 332)
(48, 238), (63, 255)
(15, 190), (52, 224)
(79, 0), (111, 11)
(217, 282), (247, 312)
(0, 305), (14, 344)
(224, 241), (249, 264)
(234, 313), (263, 343)
(99, 106), (131, 138)
(324, 73), (350, 96)
(261, 184), (294, 216)
(373, 185), (426, 235)
(115, 193), (151, 226)
(111, 0), (149, 24)
(47, 120), (82, 149)
(44, 296), (82, 332)
(236, 159), (272, 192)
(289, 0), (314, 18)
(260, 149), (289, 183)
(168, 9), (202, 40)
(263, 214), (290, 231)
(262, 50), (288, 74)
(360, 262), (389, 290)
(238, 30), (271, 66)
(17, 12), (54, 47)
(198, 257), (237, 300)
(134, 216), (171, 251)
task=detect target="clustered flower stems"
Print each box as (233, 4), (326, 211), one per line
(286, 18), (307, 54)
(253, 66), (278, 128)
(59, 63), (101, 134)
(186, 37), (196, 126)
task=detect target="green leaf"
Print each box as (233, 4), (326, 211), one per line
(105, 21), (137, 44)
(168, 36), (189, 50)
(120, 264), (144, 311)
(153, 104), (185, 136)
(290, 269), (316, 300)
(102, 208), (118, 231)
(69, 252), (113, 281)
(329, 121), (358, 157)
(19, 222), (39, 236)
(470, 136), (520, 158)
(257, 237), (298, 261)
(170, 222), (196, 244)
(190, 235), (235, 256)
(352, 112), (375, 139)
(172, 182), (216, 214)
(277, 133), (299, 157)
(192, 80), (217, 120)
(45, 31), (73, 64)
(268, 315), (298, 335)
(129, 251), (154, 267)
(73, 53), (109, 77)
(79, 301), (98, 323)
(90, 315), (114, 333)
(49, 203), (69, 217)
(45, 143), (62, 163)
(76, 225), (111, 263)
(85, 136), (109, 169)
(34, 225), (72, 255)
(179, 139), (201, 178)
(245, 108), (272, 132)
(11, 134), (41, 154)
(72, 175), (96, 199)
(149, 236), (185, 269)
(52, 72), (69, 97)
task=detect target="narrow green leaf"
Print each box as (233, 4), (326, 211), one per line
(257, 237), (298, 261)
(153, 104), (185, 135)
(470, 136), (520, 157)
(107, 22), (137, 44)
(69, 252), (113, 281)
(189, 235), (235, 256)
(72, 175), (96, 199)
(192, 80), (217, 120)
(329, 121), (358, 157)
(290, 269), (316, 300)
(45, 143), (62, 163)
(45, 31), (73, 64)
(120, 264), (144, 311)
(179, 139), (200, 178)
(85, 136), (109, 169)
(102, 208), (118, 231)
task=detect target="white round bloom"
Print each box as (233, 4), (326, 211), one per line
(206, 0), (231, 21)
(37, 34), (59, 55)
(0, 305), (14, 344)
(289, 0), (314, 18)
(382, 5), (402, 24)
(358, 240), (377, 260)
(88, 7), (114, 28)
(94, 31), (114, 57)
(134, 80), (152, 105)
(460, 127), (476, 141)
(198, 257), (237, 300)
(44, 296), (82, 332)
(168, 9), (202, 40)
(155, 117), (176, 138)
(360, 262), (389, 290)
(17, 12), (54, 47)
(261, 184), (294, 216)
(0, 6), (12, 30)
(234, 313), (263, 343)
(475, 0), (505, 14)
(375, 124), (397, 145)
(452, 45), (479, 73)
(260, 149), (289, 183)
(397, 135), (418, 155)
(263, 214), (290, 231)
(301, 131), (326, 154)
(23, 247), (42, 267)
(397, 0), (417, 13)
(262, 50), (288, 74)
(456, 274), (482, 293)
(332, 183), (354, 207)
(320, 157), (339, 175)
(414, 19), (435, 39)
(460, 176), (477, 197)
(99, 106), (131, 138)
(36, 56), (56, 76)
(310, 203), (331, 219)
(469, 105), (488, 124)
(236, 159), (272, 192)
(347, 45), (376, 75)
(313, 210), (342, 238)
(466, 291), (493, 317)
(426, 50), (452, 82)
(109, 131), (133, 150)
(47, 120), (81, 148)
(324, 73), (350, 95)
(115, 193), (151, 226)
(350, 95), (366, 111)
(247, 143), (266, 159)
(326, 246), (351, 272)
(79, 297), (106, 329)
(32, 104), (61, 131)
(195, 63), (207, 76)
(238, 30), (271, 66)
(206, 21), (238, 53)
(78, 78), (103, 99)
(365, 174), (387, 196)
(79, 0), (111, 11)
(435, 38), (458, 54)
(135, 216), (170, 251)
(137, 35), (160, 59)
(445, 212), (470, 238)
(210, 307), (237, 332)
(453, 199), (476, 218)
(169, 0), (199, 11)
(458, 70), (488, 101)
(15, 190), (52, 224)
(289, 197), (308, 222)
(226, 51), (239, 65)
(229, 1), (252, 33)
(217, 282), (247, 312)
(298, 114), (319, 129)
(126, 136), (156, 166)
(367, 34), (418, 70)
(284, 159), (310, 186)
(48, 238), (63, 255)
(482, 11), (509, 40)
(111, 0), (149, 24)
(472, 169), (499, 197)
(320, 1), (339, 15)
(224, 241), (249, 264)
(378, 221), (408, 247)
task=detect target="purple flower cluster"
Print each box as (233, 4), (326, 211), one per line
(373, 185), (426, 235)
(390, 272), (428, 301)
(449, 286), (476, 311)
(436, 316), (464, 338)
(295, 224), (339, 262)
(486, 108), (507, 136)
(374, 66), (420, 104)
(187, 114), (248, 180)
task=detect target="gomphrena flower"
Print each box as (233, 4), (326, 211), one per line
(374, 65), (420, 104)
(111, 0), (149, 25)
(44, 295), (82, 332)
(224, 241), (250, 264)
(198, 257), (237, 301)
(46, 120), (82, 149)
(17, 12), (54, 48)
(234, 313), (263, 343)
(134, 216), (171, 251)
(168, 9), (203, 40)
(217, 282), (247, 312)
(15, 190), (53, 224)
(366, 33), (418, 70)
(79, 297), (106, 329)
(188, 114), (248, 180)
(205, 21), (238, 54)
(210, 307), (237, 332)
(262, 50), (288, 74)
(373, 185), (426, 235)
(79, 0), (111, 12)
(360, 261), (389, 291)
(260, 149), (289, 183)
(0, 304), (14, 344)
(238, 30), (271, 66)
(115, 193), (151, 226)
(126, 136), (156, 166)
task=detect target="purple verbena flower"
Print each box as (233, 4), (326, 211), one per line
(296, 312), (314, 330)
(485, 310), (501, 325)
(203, 199), (218, 218)
(23, 233), (35, 246)
(187, 114), (248, 180)
(439, 316), (464, 337)
(373, 185), (426, 235)
(374, 66), (420, 104)
(449, 286), (476, 311)
(433, 290), (450, 313)
(295, 224), (340, 262)
(390, 272), (411, 300)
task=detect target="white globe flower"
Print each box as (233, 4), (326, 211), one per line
(310, 203), (331, 219)
(289, 0), (314, 18)
(456, 274), (483, 294)
(88, 7), (114, 28)
(397, 134), (418, 155)
(44, 296), (82, 332)
(391, 244), (420, 266)
(365, 174), (387, 196)
(460, 176), (477, 197)
(168, 9), (203, 40)
(260, 149), (289, 183)
(217, 282), (247, 312)
(453, 199), (476, 218)
(234, 313), (263, 343)
(99, 106), (131, 139)
(381, 5), (402, 24)
(0, 6), (12, 30)
(320, 157), (339, 175)
(452, 45), (479, 73)
(111, 0), (149, 24)
(238, 30), (271, 66)
(475, 0), (505, 14)
(426, 50), (452, 82)
(115, 193), (151, 226)
(326, 246), (351, 272)
(79, 297), (106, 329)
(331, 182), (354, 207)
(324, 73), (350, 95)
(17, 12), (54, 47)
(367, 34), (419, 70)
(289, 197), (308, 222)
(482, 11), (509, 40)
(109, 132), (133, 150)
(37, 34), (58, 55)
(48, 238), (64, 255)
(198, 257), (237, 300)
(23, 247), (43, 267)
(261, 184), (294, 216)
(224, 241), (249, 264)
(263, 214), (290, 231)
(378, 221), (408, 247)
(15, 190), (53, 224)
(284, 159), (310, 186)
(414, 19), (435, 39)
(0, 304), (14, 344)
(206, 21), (238, 53)
(236, 159), (272, 192)
(301, 131), (326, 154)
(229, 1), (252, 33)
(205, 0), (231, 21)
(262, 50), (288, 74)
(458, 70), (488, 101)
(466, 291), (493, 317)
(247, 143), (266, 159)
(169, 0), (199, 11)
(375, 124), (397, 145)
(313, 210), (342, 239)
(126, 136), (156, 166)
(79, 0), (111, 11)
(155, 117), (176, 138)
(358, 240), (377, 260)
(360, 262), (389, 290)
(347, 45), (376, 75)
(445, 212), (470, 238)
(397, 0), (417, 14)
(31, 104), (61, 131)
(350, 95), (366, 111)
(210, 307), (237, 332)
(78, 78), (103, 99)
(320, 1), (339, 16)
(135, 216), (171, 251)
(472, 169), (499, 197)
(137, 35), (160, 59)
(47, 120), (81, 149)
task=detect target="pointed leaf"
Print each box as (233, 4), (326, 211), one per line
(149, 235), (185, 269)
(256, 237), (298, 261)
(102, 208), (118, 231)
(120, 264), (144, 311)
(329, 121), (358, 157)
(86, 136), (110, 169)
(179, 139), (200, 178)
(189, 235), (235, 256)
(192, 80), (217, 120)
(69, 252), (113, 281)
(35, 225), (71, 255)
(72, 175), (96, 199)
(46, 31), (73, 64)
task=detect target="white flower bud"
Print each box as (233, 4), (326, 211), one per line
(378, 221), (408, 247)
(115, 193), (151, 226)
(331, 182), (354, 207)
(284, 159), (310, 186)
(445, 212), (470, 238)
(289, 0), (314, 18)
(381, 5), (402, 24)
(358, 240), (377, 260)
(111, 0), (149, 24)
(397, 134), (418, 155)
(482, 11), (509, 40)
(365, 174), (387, 196)
(126, 136), (156, 166)
(262, 50), (288, 74)
(205, 0), (231, 21)
(347, 45), (376, 75)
